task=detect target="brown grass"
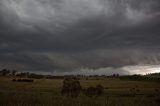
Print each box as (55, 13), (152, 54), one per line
(0, 76), (160, 106)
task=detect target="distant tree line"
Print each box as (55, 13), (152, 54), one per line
(0, 69), (17, 76)
(146, 73), (160, 77)
(120, 74), (160, 82)
(1, 68), (159, 82)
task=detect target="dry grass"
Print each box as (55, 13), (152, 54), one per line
(0, 76), (160, 106)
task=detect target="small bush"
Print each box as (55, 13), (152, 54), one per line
(96, 84), (104, 96)
(83, 87), (97, 97)
(12, 79), (16, 82)
(155, 89), (159, 92)
(155, 98), (160, 104)
(83, 84), (104, 97)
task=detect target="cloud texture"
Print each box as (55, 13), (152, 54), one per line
(0, 0), (160, 74)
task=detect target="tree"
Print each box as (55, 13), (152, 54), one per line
(12, 70), (17, 75)
(1, 69), (10, 76)
(61, 77), (82, 97)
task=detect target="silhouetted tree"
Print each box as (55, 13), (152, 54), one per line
(12, 70), (17, 75)
(61, 77), (82, 97)
(1, 69), (10, 76)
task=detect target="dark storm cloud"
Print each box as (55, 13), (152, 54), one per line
(0, 0), (160, 74)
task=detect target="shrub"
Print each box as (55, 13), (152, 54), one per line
(83, 84), (104, 97)
(84, 87), (97, 97)
(96, 84), (104, 96)
(155, 98), (160, 104)
(12, 79), (16, 82)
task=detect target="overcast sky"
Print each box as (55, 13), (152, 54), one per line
(0, 0), (160, 75)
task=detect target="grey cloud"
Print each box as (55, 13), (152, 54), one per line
(0, 0), (160, 74)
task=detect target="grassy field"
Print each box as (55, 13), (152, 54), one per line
(0, 76), (160, 106)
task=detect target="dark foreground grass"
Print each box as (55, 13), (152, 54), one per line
(0, 77), (160, 106)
